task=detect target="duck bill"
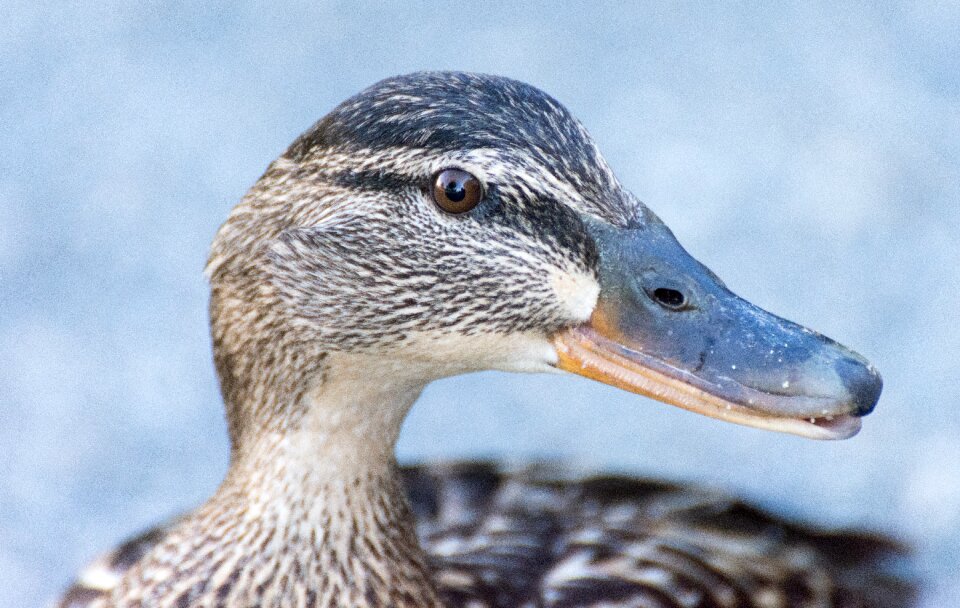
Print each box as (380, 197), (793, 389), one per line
(553, 217), (882, 440)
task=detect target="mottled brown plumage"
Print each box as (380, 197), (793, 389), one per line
(61, 464), (913, 607)
(58, 72), (914, 607)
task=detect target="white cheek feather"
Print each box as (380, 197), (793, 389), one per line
(397, 330), (559, 376)
(550, 268), (600, 323)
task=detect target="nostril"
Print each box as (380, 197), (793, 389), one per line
(652, 287), (687, 310)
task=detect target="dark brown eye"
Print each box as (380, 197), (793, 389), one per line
(432, 169), (483, 213)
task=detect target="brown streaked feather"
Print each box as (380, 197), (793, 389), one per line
(59, 462), (915, 608)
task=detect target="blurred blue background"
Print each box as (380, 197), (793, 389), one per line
(1, 3), (958, 606)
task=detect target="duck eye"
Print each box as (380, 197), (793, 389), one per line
(432, 169), (483, 213)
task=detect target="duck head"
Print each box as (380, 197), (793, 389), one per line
(207, 72), (880, 448)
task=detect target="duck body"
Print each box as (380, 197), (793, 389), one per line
(61, 463), (911, 608)
(58, 72), (912, 607)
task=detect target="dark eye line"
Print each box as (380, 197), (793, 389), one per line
(330, 168), (413, 192)
(326, 166), (512, 217)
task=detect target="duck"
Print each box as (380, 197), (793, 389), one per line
(58, 71), (913, 608)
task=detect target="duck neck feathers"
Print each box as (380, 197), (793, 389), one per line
(105, 356), (443, 607)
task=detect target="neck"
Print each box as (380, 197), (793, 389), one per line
(235, 353), (426, 471)
(115, 356), (444, 608)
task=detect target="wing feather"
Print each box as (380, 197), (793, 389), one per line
(57, 463), (916, 608)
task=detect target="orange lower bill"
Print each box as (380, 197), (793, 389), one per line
(552, 326), (861, 440)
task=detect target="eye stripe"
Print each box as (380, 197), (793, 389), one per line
(329, 169), (412, 192)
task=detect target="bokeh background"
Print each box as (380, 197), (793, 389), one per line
(2, 3), (958, 606)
